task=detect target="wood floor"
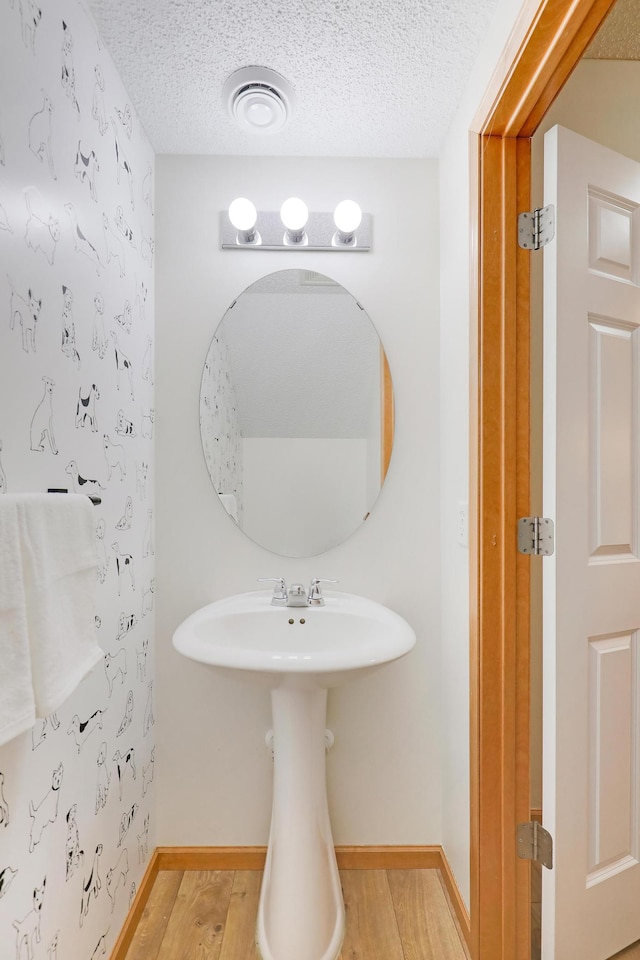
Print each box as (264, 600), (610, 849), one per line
(123, 868), (470, 960)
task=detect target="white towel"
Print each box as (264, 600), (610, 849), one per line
(0, 498), (37, 746)
(0, 494), (103, 744)
(18, 494), (103, 717)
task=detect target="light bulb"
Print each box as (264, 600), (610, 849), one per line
(280, 197), (308, 232)
(228, 198), (257, 231)
(334, 200), (362, 234)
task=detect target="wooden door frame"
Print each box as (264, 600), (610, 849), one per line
(471, 1), (617, 958)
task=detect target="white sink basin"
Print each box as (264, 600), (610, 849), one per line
(172, 589), (416, 686)
(172, 589), (415, 960)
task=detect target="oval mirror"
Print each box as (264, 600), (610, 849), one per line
(200, 269), (394, 557)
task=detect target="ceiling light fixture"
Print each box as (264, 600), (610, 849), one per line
(222, 198), (371, 252)
(223, 67), (295, 136)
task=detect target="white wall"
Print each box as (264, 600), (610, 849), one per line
(155, 156), (441, 847)
(438, 0), (531, 909)
(0, 3), (155, 958)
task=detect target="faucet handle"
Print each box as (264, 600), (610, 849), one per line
(257, 577), (288, 606)
(308, 578), (338, 606)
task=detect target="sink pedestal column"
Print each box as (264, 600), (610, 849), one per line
(257, 678), (345, 960)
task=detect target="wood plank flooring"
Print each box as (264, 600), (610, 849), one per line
(123, 869), (469, 960)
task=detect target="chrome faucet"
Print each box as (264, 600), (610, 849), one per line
(257, 577), (288, 606)
(308, 578), (338, 606)
(258, 577), (338, 607)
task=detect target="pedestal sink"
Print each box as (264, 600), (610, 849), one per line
(172, 590), (416, 960)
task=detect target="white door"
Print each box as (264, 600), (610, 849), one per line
(543, 124), (640, 959)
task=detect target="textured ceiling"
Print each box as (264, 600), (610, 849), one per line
(86, 0), (501, 157)
(585, 0), (640, 60)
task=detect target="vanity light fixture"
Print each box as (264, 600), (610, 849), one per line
(228, 197), (260, 244)
(333, 200), (362, 246)
(222, 197), (371, 252)
(280, 197), (308, 245)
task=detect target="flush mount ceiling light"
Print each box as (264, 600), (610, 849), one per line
(223, 67), (295, 135)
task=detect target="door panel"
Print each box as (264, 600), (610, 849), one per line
(543, 124), (640, 960)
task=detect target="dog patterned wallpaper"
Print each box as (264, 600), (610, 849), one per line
(0, 1), (155, 959)
(200, 333), (243, 519)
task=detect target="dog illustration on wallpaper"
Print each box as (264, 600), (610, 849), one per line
(90, 932), (108, 960)
(115, 496), (133, 530)
(92, 292), (109, 358)
(61, 21), (80, 116)
(79, 843), (102, 927)
(116, 690), (134, 737)
(142, 747), (155, 796)
(110, 120), (134, 208)
(30, 378), (58, 454)
(112, 747), (136, 799)
(24, 192), (59, 265)
(111, 544), (134, 595)
(67, 709), (105, 752)
(136, 461), (148, 500)
(12, 876), (45, 960)
(143, 682), (154, 736)
(141, 232), (154, 266)
(117, 802), (137, 847)
(104, 648), (127, 696)
(141, 408), (154, 440)
(0, 440), (6, 494)
(141, 579), (154, 617)
(61, 285), (81, 368)
(66, 461), (105, 497)
(47, 931), (59, 960)
(96, 519), (110, 583)
(91, 65), (108, 135)
(95, 742), (110, 812)
(28, 92), (55, 180)
(136, 639), (148, 681)
(110, 331), (134, 399)
(18, 0), (43, 54)
(76, 384), (100, 432)
(29, 763), (63, 852)
(142, 335), (153, 385)
(65, 202), (103, 275)
(142, 162), (153, 215)
(0, 202), (14, 233)
(102, 213), (125, 278)
(0, 771), (10, 827)
(104, 435), (126, 481)
(115, 205), (136, 247)
(8, 275), (42, 353)
(74, 140), (100, 202)
(0, 866), (18, 899)
(31, 712), (60, 751)
(143, 510), (154, 557)
(65, 804), (84, 881)
(115, 103), (132, 139)
(106, 847), (129, 911)
(116, 410), (135, 439)
(116, 611), (137, 642)
(115, 299), (132, 334)
(137, 814), (149, 864)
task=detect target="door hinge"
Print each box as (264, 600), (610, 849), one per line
(518, 517), (554, 556)
(517, 821), (553, 869)
(517, 204), (555, 250)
